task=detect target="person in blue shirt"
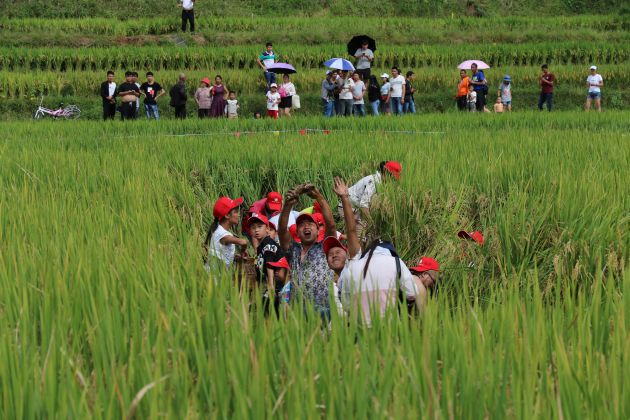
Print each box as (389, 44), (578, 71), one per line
(470, 62), (488, 112)
(257, 42), (278, 91)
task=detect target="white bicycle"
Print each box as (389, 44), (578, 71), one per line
(33, 96), (81, 120)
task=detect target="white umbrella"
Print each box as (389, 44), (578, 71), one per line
(457, 60), (490, 70)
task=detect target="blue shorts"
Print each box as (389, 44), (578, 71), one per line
(587, 91), (601, 100)
(502, 100), (511, 106)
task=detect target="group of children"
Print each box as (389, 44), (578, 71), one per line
(203, 162), (485, 325)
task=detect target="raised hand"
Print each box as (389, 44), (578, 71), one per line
(333, 176), (349, 197)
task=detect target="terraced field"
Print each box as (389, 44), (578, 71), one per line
(1, 16), (629, 118)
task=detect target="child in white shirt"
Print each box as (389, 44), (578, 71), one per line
(466, 84), (477, 112)
(224, 91), (240, 118)
(266, 83), (281, 119)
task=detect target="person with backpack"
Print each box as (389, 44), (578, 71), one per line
(366, 75), (381, 116)
(338, 238), (417, 327)
(169, 73), (188, 119)
(470, 63), (488, 112)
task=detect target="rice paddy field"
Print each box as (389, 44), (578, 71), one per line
(1, 13), (630, 419)
(1, 113), (629, 418)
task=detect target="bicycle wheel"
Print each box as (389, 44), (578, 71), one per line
(33, 110), (43, 119)
(64, 105), (81, 120)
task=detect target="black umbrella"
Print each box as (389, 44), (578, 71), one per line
(347, 35), (377, 56)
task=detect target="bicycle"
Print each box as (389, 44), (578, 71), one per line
(33, 96), (81, 120)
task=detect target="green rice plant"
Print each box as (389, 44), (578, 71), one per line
(0, 114), (628, 418)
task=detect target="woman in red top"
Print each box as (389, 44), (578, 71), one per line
(456, 70), (469, 111)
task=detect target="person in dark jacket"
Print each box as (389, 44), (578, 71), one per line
(100, 70), (116, 120)
(170, 73), (188, 119)
(367, 75), (380, 116)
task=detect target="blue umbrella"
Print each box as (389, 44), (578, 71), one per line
(324, 58), (355, 71)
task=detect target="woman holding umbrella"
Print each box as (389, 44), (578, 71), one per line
(279, 74), (296, 117)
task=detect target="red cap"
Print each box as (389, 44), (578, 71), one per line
(213, 196), (244, 219)
(384, 161), (402, 180)
(201, 77), (211, 86)
(323, 236), (347, 256)
(296, 213), (317, 226)
(458, 230), (485, 246)
(311, 212), (324, 227)
(410, 256), (440, 273)
(267, 257), (290, 270)
(266, 192), (282, 212)
(313, 201), (322, 214)
(248, 213), (269, 227)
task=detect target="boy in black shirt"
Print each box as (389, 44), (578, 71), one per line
(140, 71), (164, 120)
(249, 213), (286, 314)
(117, 71), (140, 121)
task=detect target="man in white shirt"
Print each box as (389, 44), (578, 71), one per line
(338, 241), (417, 327)
(178, 0), (195, 33)
(388, 66), (406, 116)
(585, 65), (603, 112)
(354, 39), (374, 81)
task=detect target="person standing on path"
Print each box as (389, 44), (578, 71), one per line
(379, 73), (391, 115)
(100, 70), (116, 120)
(456, 69), (469, 111)
(351, 72), (366, 116)
(403, 71), (416, 114)
(585, 65), (603, 112)
(353, 39), (374, 81)
(209, 75), (228, 118)
(470, 63), (488, 112)
(117, 71), (140, 121)
(140, 72), (164, 120)
(338, 71), (355, 117)
(178, 0), (195, 33)
(388, 67), (405, 116)
(497, 75), (512, 112)
(538, 64), (556, 111)
(169, 73), (188, 119)
(279, 74), (296, 117)
(321, 71), (336, 117)
(132, 72), (141, 118)
(367, 75), (380, 116)
(257, 42), (278, 91)
(194, 78), (212, 118)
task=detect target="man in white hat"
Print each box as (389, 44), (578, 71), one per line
(585, 65), (603, 112)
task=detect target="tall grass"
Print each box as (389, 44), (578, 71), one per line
(0, 114), (628, 417)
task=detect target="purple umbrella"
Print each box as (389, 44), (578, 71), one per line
(457, 60), (490, 70)
(265, 63), (297, 74)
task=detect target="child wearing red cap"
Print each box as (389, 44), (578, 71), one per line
(344, 161), (402, 233)
(409, 257), (440, 309)
(204, 196), (248, 270)
(249, 213), (286, 314)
